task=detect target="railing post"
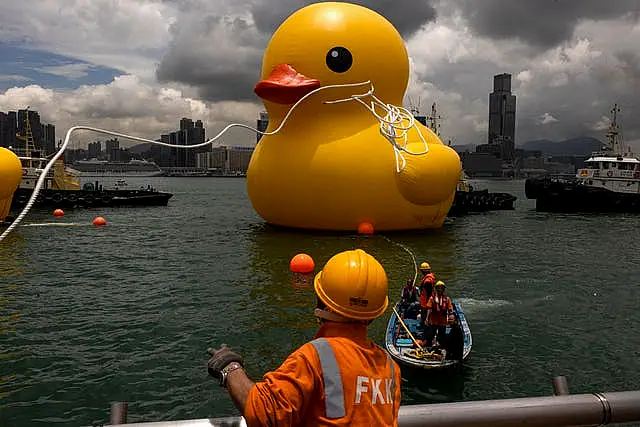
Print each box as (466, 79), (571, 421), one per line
(552, 376), (569, 396)
(110, 402), (128, 425)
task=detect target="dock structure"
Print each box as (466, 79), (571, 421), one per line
(103, 377), (640, 427)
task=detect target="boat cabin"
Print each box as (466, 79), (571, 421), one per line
(577, 156), (640, 180)
(18, 153), (55, 190)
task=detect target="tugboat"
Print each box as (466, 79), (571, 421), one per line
(448, 169), (518, 216)
(525, 104), (640, 213)
(8, 108), (174, 212)
(407, 102), (517, 216)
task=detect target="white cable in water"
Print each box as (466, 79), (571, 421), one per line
(0, 80), (431, 242)
(379, 235), (420, 286)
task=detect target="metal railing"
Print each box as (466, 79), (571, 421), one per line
(103, 377), (640, 427)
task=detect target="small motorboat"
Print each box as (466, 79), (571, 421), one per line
(114, 178), (128, 189)
(384, 298), (472, 370)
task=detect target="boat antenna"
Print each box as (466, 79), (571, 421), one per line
(426, 102), (442, 137)
(605, 104), (627, 155)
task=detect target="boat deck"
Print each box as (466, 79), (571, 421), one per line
(385, 301), (472, 370)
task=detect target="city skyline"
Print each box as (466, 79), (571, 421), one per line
(0, 1), (638, 151)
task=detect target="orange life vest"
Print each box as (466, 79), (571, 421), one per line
(244, 322), (402, 426)
(426, 294), (453, 326)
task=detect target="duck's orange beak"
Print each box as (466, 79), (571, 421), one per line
(254, 64), (320, 105)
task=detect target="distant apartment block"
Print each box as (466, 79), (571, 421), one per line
(196, 145), (254, 174)
(0, 108), (56, 155)
(149, 118), (206, 168)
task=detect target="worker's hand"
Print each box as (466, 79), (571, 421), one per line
(207, 344), (243, 379)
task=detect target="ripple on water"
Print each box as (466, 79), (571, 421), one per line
(2, 178), (640, 426)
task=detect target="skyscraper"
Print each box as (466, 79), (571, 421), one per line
(488, 73), (516, 161)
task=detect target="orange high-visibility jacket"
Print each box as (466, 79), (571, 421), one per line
(419, 273), (436, 307)
(244, 322), (402, 426)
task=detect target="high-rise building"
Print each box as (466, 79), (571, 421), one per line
(0, 112), (17, 148)
(2, 109), (55, 154)
(488, 73), (516, 161)
(88, 141), (102, 158)
(44, 123), (56, 155)
(256, 111), (269, 144)
(105, 138), (120, 161)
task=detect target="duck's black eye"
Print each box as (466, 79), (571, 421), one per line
(325, 47), (352, 73)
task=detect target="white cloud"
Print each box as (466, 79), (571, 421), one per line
(0, 76), (262, 148)
(0, 1), (638, 150)
(0, 74), (31, 82)
(37, 63), (94, 79)
(591, 115), (611, 131)
(539, 113), (559, 125)
(0, 0), (175, 80)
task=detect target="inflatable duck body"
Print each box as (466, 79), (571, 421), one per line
(248, 2), (462, 231)
(0, 147), (22, 222)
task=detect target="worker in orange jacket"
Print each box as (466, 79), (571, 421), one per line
(418, 262), (435, 328)
(206, 249), (402, 426)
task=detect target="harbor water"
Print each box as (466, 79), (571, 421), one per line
(2, 178), (640, 426)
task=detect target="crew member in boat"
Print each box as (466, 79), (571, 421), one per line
(206, 249), (402, 426)
(424, 281), (453, 347)
(418, 262), (436, 328)
(400, 278), (420, 320)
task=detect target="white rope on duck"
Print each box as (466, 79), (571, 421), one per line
(323, 82), (430, 173)
(0, 80), (430, 242)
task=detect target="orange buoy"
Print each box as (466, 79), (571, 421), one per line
(53, 209), (64, 217)
(357, 221), (374, 235)
(290, 253), (315, 274)
(93, 216), (107, 226)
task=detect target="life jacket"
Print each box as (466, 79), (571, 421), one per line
(431, 294), (449, 313)
(401, 286), (417, 302)
(244, 322), (402, 426)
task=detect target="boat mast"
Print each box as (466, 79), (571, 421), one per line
(605, 104), (627, 156)
(427, 102), (442, 137)
(15, 107), (37, 158)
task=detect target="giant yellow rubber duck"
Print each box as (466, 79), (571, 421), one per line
(248, 2), (461, 231)
(0, 147), (22, 222)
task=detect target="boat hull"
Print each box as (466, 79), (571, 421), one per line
(9, 188), (173, 211)
(385, 300), (472, 371)
(525, 177), (640, 213)
(448, 190), (517, 216)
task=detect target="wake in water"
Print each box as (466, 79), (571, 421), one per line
(455, 298), (513, 315)
(19, 223), (86, 227)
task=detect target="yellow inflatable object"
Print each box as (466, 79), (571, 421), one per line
(0, 147), (22, 222)
(248, 2), (461, 231)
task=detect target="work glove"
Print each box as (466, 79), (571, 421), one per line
(207, 344), (243, 379)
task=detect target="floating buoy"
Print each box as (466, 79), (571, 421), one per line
(93, 216), (107, 227)
(357, 222), (374, 235)
(53, 209), (64, 217)
(290, 253), (315, 274)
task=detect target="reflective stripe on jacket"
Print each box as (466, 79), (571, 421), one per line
(244, 322), (402, 426)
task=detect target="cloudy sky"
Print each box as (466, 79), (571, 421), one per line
(0, 0), (638, 150)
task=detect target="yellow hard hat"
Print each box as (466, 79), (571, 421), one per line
(435, 280), (446, 288)
(420, 262), (430, 270)
(314, 249), (389, 320)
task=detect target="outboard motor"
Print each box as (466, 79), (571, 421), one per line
(445, 319), (465, 361)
